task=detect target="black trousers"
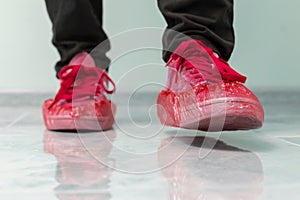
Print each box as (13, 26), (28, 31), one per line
(45, 0), (234, 75)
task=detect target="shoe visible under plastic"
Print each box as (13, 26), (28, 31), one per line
(157, 40), (264, 131)
(43, 52), (116, 131)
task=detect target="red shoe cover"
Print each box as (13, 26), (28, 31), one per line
(43, 52), (116, 131)
(157, 40), (264, 131)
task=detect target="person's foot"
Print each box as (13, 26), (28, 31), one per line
(157, 40), (264, 131)
(43, 53), (116, 131)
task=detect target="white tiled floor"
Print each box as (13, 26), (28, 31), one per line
(0, 90), (300, 200)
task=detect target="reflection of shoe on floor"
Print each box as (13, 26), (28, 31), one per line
(43, 53), (116, 131)
(43, 130), (116, 186)
(158, 136), (264, 200)
(43, 130), (115, 200)
(157, 40), (264, 131)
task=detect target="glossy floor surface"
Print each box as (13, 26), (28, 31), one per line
(0, 90), (300, 200)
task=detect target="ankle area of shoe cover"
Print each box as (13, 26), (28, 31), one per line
(166, 40), (247, 84)
(69, 52), (96, 67)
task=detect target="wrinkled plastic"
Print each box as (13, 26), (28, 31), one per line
(157, 81), (264, 131)
(43, 99), (116, 131)
(157, 40), (264, 131)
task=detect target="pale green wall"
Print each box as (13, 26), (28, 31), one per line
(0, 0), (299, 91)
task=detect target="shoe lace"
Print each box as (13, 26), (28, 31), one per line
(166, 40), (247, 85)
(49, 65), (116, 108)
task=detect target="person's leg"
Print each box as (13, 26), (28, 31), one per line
(45, 0), (110, 76)
(157, 0), (234, 62)
(43, 0), (116, 131)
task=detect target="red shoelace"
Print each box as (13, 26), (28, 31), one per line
(166, 40), (247, 85)
(49, 65), (115, 108)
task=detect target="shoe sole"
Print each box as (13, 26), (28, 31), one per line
(43, 100), (116, 131)
(157, 90), (264, 132)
